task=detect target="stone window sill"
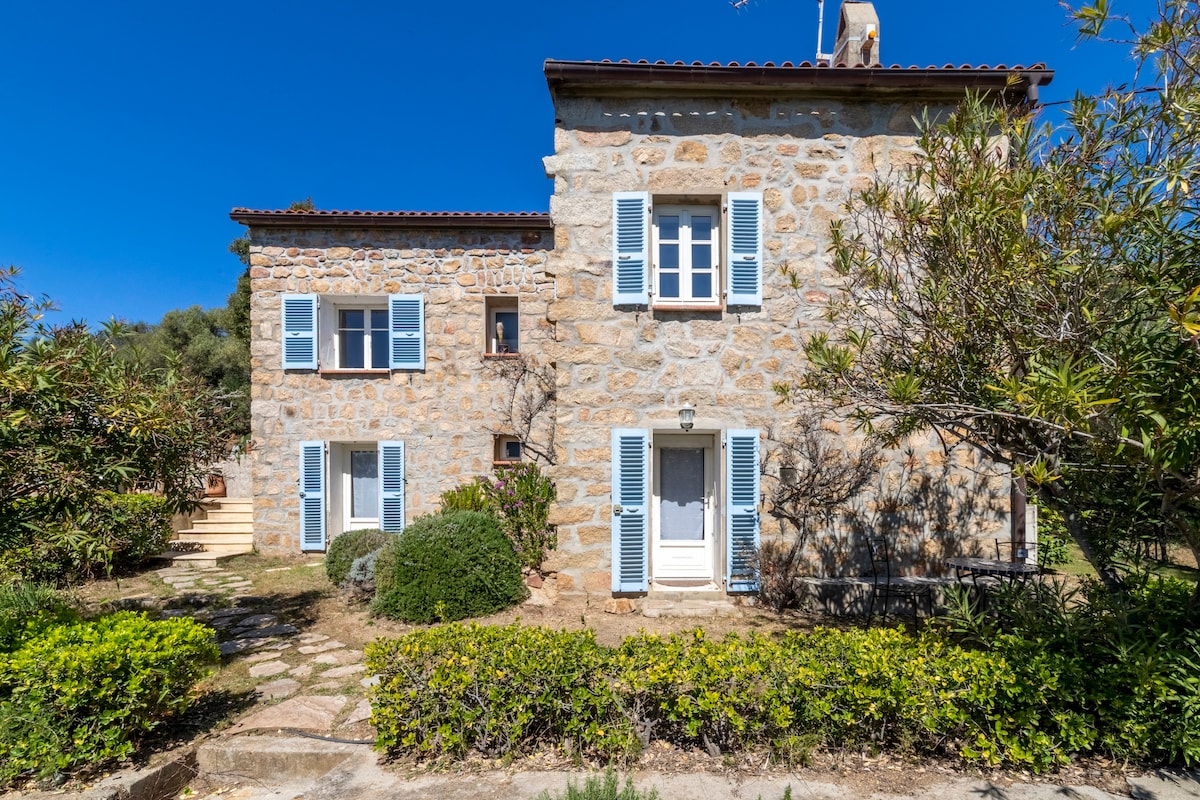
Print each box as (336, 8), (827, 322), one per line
(318, 368), (391, 376)
(482, 352), (522, 359)
(492, 460), (522, 467)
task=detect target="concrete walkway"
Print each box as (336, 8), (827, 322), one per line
(63, 560), (1200, 800)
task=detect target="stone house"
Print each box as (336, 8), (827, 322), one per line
(232, 2), (1053, 597)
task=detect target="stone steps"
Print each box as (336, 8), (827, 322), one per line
(169, 497), (254, 559)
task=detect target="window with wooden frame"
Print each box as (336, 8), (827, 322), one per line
(485, 297), (519, 355)
(493, 435), (523, 465)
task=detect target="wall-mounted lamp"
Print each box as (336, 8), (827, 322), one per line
(678, 403), (694, 431)
(779, 466), (798, 486)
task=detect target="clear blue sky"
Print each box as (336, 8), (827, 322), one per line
(0, 0), (1155, 327)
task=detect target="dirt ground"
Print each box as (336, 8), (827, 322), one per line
(71, 555), (1144, 799)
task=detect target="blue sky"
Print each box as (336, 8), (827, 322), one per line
(0, 0), (1155, 327)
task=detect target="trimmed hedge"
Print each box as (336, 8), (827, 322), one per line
(0, 611), (218, 785)
(372, 511), (526, 623)
(325, 528), (392, 586)
(366, 614), (1200, 771)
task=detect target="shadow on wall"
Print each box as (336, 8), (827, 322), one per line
(805, 451), (1007, 579)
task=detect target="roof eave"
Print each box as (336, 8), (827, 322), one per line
(543, 60), (1054, 100)
(229, 210), (554, 231)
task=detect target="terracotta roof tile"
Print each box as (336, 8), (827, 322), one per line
(229, 209), (552, 230)
(543, 58), (1052, 96)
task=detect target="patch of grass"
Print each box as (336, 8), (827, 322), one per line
(1048, 539), (1100, 579)
(536, 771), (659, 800)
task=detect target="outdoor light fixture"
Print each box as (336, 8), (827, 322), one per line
(780, 466), (798, 486)
(678, 404), (695, 431)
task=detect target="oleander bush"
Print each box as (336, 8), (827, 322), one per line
(438, 463), (557, 573)
(439, 479), (491, 513)
(945, 574), (1200, 767)
(0, 493), (176, 584)
(483, 462), (557, 573)
(325, 528), (392, 587)
(372, 511), (526, 624)
(0, 611), (218, 786)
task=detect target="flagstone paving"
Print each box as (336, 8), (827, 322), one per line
(148, 562), (375, 735)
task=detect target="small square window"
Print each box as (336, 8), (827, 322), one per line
(652, 204), (720, 308)
(494, 435), (522, 463)
(485, 297), (519, 355)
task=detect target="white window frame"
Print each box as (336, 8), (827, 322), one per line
(337, 306), (390, 370)
(652, 203), (721, 309)
(317, 298), (389, 372)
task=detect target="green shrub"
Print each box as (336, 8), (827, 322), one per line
(0, 611), (218, 785)
(944, 575), (1200, 767)
(1034, 505), (1071, 568)
(0, 583), (77, 652)
(483, 462), (557, 573)
(0, 493), (174, 584)
(439, 480), (491, 513)
(325, 528), (392, 586)
(439, 464), (557, 573)
(369, 618), (1188, 772)
(368, 623), (633, 759)
(372, 511), (526, 623)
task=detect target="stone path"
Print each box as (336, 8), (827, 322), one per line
(149, 562), (373, 737)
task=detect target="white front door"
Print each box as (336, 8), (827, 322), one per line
(652, 435), (715, 581)
(343, 447), (380, 531)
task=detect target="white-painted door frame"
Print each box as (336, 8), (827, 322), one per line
(338, 442), (380, 532)
(651, 432), (716, 581)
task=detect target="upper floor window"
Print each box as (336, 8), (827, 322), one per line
(485, 297), (519, 355)
(653, 205), (719, 307)
(281, 293), (425, 371)
(612, 191), (763, 309)
(338, 307), (389, 369)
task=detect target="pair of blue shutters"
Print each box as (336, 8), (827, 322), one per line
(297, 441), (406, 551)
(281, 294), (425, 370)
(612, 191), (764, 306)
(610, 429), (760, 592)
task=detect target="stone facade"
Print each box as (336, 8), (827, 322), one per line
(242, 224), (553, 553)
(539, 84), (1009, 593)
(235, 56), (1051, 592)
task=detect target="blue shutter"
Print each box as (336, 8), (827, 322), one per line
(726, 192), (763, 306)
(611, 429), (649, 592)
(612, 192), (650, 305)
(299, 440), (326, 551)
(389, 295), (425, 370)
(725, 429), (760, 591)
(282, 294), (318, 369)
(378, 441), (405, 533)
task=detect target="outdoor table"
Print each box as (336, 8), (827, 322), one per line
(944, 556), (1039, 607)
(944, 556), (1039, 582)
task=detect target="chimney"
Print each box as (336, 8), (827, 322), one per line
(832, 1), (880, 67)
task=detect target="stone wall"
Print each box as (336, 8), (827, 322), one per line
(541, 91), (1007, 594)
(246, 226), (554, 554)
